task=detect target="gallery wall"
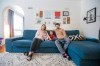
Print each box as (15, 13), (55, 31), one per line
(81, 0), (100, 39)
(0, 0), (81, 37)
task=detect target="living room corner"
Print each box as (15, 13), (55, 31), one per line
(0, 0), (100, 66)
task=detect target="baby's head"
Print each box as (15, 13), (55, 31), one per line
(50, 30), (54, 35)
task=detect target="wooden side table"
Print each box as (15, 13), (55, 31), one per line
(0, 44), (5, 53)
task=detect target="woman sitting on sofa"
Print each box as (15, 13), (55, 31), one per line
(27, 24), (51, 61)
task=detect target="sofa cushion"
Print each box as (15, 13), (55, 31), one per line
(13, 40), (32, 47)
(68, 41), (100, 59)
(66, 30), (79, 36)
(40, 41), (56, 48)
(23, 30), (37, 40)
(35, 47), (59, 53)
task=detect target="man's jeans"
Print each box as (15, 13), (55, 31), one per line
(55, 37), (71, 54)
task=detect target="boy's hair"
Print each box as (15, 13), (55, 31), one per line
(55, 23), (60, 26)
(50, 30), (53, 32)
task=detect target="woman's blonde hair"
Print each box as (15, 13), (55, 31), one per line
(41, 24), (46, 30)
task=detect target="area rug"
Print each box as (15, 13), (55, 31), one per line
(0, 53), (76, 66)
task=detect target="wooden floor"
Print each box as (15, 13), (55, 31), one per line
(0, 44), (5, 53)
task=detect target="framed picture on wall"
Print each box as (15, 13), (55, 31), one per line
(67, 17), (70, 24)
(39, 11), (43, 18)
(55, 11), (61, 19)
(44, 11), (52, 19)
(63, 11), (69, 16)
(63, 18), (66, 24)
(87, 7), (96, 23)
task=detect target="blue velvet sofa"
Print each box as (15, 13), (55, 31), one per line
(5, 30), (100, 66)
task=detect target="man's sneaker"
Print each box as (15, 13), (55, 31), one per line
(62, 53), (69, 58)
(68, 57), (71, 60)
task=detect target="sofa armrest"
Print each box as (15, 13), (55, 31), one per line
(86, 38), (99, 43)
(5, 37), (23, 52)
(8, 37), (23, 41)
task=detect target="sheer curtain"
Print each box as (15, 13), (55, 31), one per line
(8, 9), (14, 37)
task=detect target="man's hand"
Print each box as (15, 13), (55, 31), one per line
(62, 29), (67, 38)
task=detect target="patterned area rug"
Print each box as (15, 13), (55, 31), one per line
(0, 53), (76, 66)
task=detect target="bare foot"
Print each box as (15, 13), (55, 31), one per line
(27, 52), (34, 61)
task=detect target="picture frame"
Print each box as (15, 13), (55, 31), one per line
(55, 11), (61, 19)
(44, 11), (52, 19)
(63, 18), (66, 24)
(87, 7), (96, 23)
(39, 11), (43, 18)
(67, 17), (70, 24)
(63, 11), (69, 16)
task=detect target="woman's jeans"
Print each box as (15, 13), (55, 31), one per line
(55, 37), (71, 55)
(30, 38), (43, 52)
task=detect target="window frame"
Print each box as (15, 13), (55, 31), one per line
(13, 11), (24, 37)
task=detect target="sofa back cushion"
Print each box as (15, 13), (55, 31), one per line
(23, 30), (79, 40)
(23, 30), (37, 40)
(65, 30), (79, 36)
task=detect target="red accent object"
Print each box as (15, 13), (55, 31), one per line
(50, 35), (55, 40)
(55, 12), (61, 19)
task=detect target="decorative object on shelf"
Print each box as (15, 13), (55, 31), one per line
(55, 11), (61, 19)
(83, 7), (96, 24)
(67, 17), (70, 24)
(44, 11), (52, 19)
(63, 11), (69, 16)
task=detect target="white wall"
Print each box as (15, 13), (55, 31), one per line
(0, 0), (81, 37)
(81, 0), (100, 39)
(0, 1), (3, 37)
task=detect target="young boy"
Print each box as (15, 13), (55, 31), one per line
(49, 30), (55, 41)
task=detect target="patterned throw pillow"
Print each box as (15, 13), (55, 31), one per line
(68, 35), (75, 41)
(68, 34), (86, 41)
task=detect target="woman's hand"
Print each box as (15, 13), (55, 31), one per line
(48, 35), (52, 40)
(49, 38), (52, 40)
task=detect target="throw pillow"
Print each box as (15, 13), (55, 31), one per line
(68, 35), (75, 41)
(68, 34), (86, 41)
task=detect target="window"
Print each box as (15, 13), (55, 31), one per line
(13, 13), (24, 36)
